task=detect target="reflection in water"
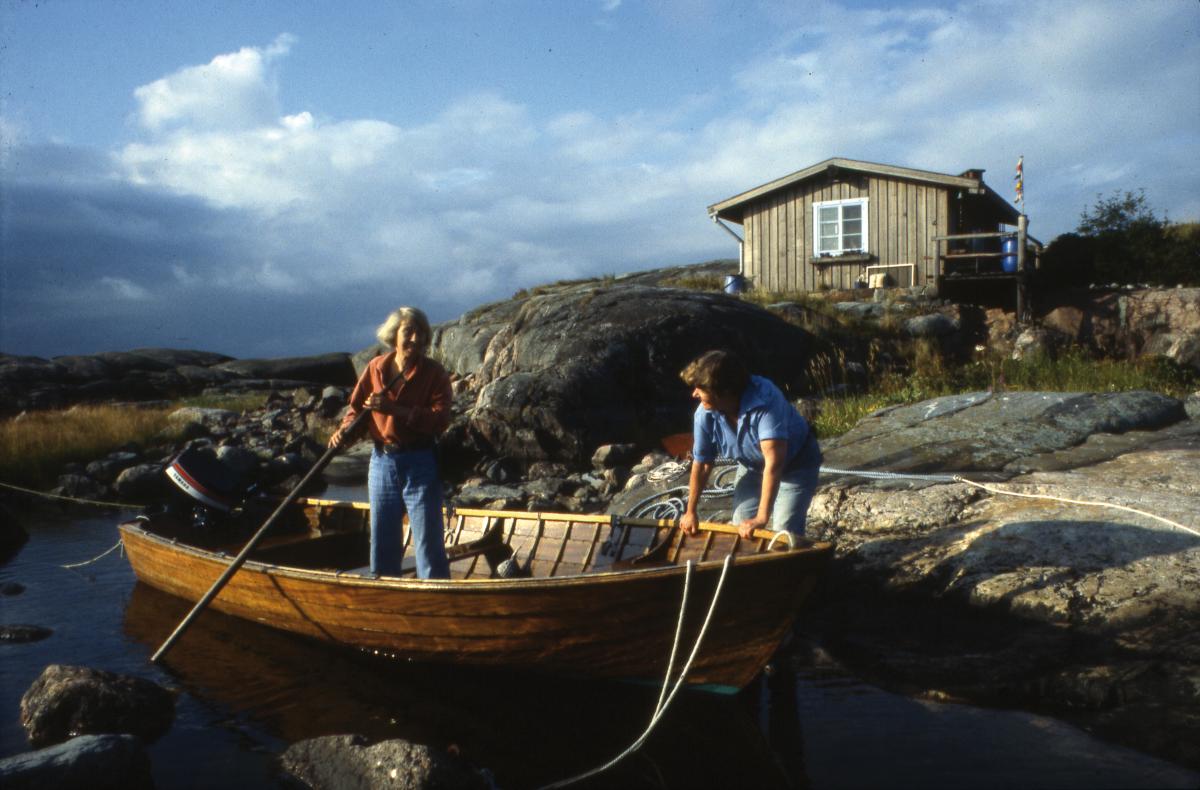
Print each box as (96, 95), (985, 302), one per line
(124, 583), (807, 788)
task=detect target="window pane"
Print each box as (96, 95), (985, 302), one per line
(843, 234), (862, 250)
(842, 204), (862, 220)
(819, 207), (839, 222)
(844, 219), (862, 235)
(819, 237), (838, 252)
(821, 221), (840, 236)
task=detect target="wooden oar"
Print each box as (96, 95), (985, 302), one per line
(151, 370), (403, 663)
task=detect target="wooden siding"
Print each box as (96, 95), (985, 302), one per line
(743, 175), (949, 293)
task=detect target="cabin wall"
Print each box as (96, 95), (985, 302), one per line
(742, 177), (949, 293)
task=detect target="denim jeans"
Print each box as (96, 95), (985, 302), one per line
(368, 447), (449, 579)
(731, 460), (821, 536)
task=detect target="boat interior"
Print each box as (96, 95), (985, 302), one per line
(128, 496), (815, 581)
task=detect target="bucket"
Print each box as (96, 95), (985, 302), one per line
(1001, 237), (1018, 273)
(723, 274), (746, 294)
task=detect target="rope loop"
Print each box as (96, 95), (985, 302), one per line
(539, 554), (733, 789)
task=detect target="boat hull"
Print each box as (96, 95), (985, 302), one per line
(119, 503), (831, 690)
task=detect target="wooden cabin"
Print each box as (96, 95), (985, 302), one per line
(708, 157), (1031, 296)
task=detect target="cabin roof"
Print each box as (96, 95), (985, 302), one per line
(708, 157), (1020, 224)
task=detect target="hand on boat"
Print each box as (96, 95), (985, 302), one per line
(738, 516), (768, 539)
(327, 429), (347, 450)
(679, 512), (700, 535)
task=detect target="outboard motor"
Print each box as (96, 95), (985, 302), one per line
(164, 446), (255, 530)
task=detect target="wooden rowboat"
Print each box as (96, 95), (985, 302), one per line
(119, 498), (833, 691)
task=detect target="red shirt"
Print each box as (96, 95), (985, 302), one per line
(340, 353), (453, 445)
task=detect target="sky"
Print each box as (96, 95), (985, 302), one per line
(1, 0), (1197, 360)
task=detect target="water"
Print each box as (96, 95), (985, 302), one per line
(2, 504), (1197, 789)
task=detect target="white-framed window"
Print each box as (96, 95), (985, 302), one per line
(814, 198), (869, 256)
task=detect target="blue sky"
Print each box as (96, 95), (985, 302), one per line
(2, 0), (1197, 359)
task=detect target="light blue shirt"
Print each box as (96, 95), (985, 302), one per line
(692, 375), (816, 470)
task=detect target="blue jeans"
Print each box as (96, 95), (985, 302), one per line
(731, 460), (821, 536)
(368, 447), (449, 579)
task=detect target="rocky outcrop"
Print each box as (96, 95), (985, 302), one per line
(279, 734), (489, 790)
(19, 664), (176, 748)
(0, 349), (356, 417)
(0, 734), (153, 790)
(434, 285), (824, 464)
(1037, 287), (1200, 370)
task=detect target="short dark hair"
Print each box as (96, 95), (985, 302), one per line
(679, 350), (749, 397)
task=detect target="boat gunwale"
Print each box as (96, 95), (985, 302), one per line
(118, 512), (833, 592)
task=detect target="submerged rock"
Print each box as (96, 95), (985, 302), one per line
(19, 664), (176, 748)
(0, 733), (153, 790)
(280, 733), (489, 790)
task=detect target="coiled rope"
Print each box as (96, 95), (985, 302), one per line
(539, 555), (733, 790)
(0, 480), (147, 511)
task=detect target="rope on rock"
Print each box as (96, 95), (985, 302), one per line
(538, 555), (733, 790)
(954, 476), (1200, 538)
(637, 461), (1198, 537)
(0, 480), (147, 511)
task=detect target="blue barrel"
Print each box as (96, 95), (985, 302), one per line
(1001, 237), (1018, 273)
(723, 274), (746, 294)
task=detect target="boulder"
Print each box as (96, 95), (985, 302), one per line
(0, 734), (153, 790)
(279, 733), (489, 790)
(904, 312), (959, 338)
(447, 286), (824, 463)
(112, 464), (169, 502)
(19, 664), (175, 747)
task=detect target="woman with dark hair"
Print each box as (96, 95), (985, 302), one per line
(329, 306), (452, 579)
(678, 350), (821, 539)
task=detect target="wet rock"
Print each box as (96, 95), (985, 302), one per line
(280, 733), (489, 790)
(20, 664), (176, 747)
(0, 733), (153, 790)
(0, 625), (52, 643)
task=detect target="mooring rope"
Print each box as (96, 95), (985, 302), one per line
(60, 540), (126, 569)
(636, 460), (1198, 537)
(539, 554), (733, 790)
(0, 480), (147, 511)
(953, 476), (1200, 538)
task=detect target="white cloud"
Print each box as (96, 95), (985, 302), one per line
(133, 34), (295, 133)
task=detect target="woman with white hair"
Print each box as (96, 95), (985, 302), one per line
(329, 306), (452, 579)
